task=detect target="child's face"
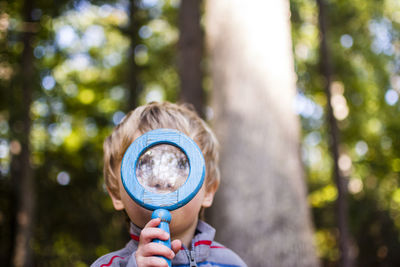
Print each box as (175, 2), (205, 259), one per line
(109, 132), (215, 239)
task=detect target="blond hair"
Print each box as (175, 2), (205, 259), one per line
(103, 102), (220, 199)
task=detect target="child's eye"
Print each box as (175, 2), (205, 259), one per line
(138, 155), (152, 168)
(177, 158), (188, 169)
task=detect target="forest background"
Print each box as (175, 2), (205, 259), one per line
(1, 0), (400, 266)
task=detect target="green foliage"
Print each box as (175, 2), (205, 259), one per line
(291, 0), (400, 266)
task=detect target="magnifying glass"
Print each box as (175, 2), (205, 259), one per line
(120, 128), (205, 266)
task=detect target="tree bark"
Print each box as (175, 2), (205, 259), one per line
(205, 0), (319, 266)
(11, 0), (36, 266)
(316, 1), (353, 266)
(178, 0), (205, 117)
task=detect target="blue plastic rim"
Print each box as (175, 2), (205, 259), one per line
(120, 128), (206, 211)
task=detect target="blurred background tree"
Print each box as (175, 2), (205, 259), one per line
(204, 0), (318, 266)
(0, 0), (400, 266)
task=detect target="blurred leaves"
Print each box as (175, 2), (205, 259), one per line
(291, 0), (400, 265)
(1, 0), (400, 266)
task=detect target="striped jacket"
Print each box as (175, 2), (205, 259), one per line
(91, 220), (247, 267)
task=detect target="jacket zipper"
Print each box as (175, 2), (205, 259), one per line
(189, 250), (197, 267)
(183, 241), (198, 267)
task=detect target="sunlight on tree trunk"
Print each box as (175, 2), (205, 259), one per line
(178, 0), (205, 117)
(205, 0), (319, 266)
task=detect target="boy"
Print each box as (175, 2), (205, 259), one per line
(91, 102), (247, 267)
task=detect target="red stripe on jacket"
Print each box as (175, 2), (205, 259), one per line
(194, 240), (212, 246)
(100, 255), (124, 267)
(210, 245), (226, 248)
(130, 234), (140, 241)
(178, 240), (226, 250)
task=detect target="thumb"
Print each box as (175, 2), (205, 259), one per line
(171, 239), (182, 255)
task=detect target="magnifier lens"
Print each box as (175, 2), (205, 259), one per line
(136, 144), (189, 194)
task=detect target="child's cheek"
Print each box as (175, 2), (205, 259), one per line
(123, 194), (152, 228)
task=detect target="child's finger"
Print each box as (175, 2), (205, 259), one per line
(140, 227), (170, 244)
(171, 239), (182, 255)
(140, 242), (175, 259)
(136, 255), (169, 267)
(144, 218), (161, 228)
(140, 218), (169, 244)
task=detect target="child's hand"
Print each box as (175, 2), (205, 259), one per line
(136, 218), (182, 267)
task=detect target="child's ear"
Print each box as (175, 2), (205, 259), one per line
(108, 188), (125, 210)
(202, 186), (216, 208)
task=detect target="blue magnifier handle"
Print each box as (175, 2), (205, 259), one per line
(151, 209), (172, 267)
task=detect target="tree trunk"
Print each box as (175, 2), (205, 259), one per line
(205, 1), (319, 266)
(178, 0), (205, 117)
(127, 0), (142, 109)
(11, 0), (36, 266)
(316, 1), (353, 266)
